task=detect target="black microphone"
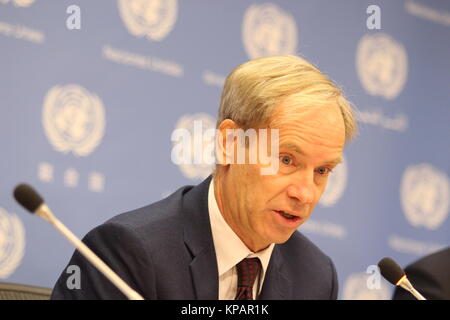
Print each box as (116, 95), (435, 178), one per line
(378, 257), (426, 300)
(13, 184), (44, 213)
(13, 183), (144, 300)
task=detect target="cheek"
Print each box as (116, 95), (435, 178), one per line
(237, 166), (263, 208)
(243, 175), (276, 222)
(317, 179), (329, 197)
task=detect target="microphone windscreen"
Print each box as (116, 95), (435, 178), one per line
(378, 257), (405, 285)
(13, 184), (44, 213)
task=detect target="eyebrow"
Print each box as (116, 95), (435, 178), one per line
(279, 143), (343, 165)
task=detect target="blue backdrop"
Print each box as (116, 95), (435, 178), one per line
(1, 0), (449, 300)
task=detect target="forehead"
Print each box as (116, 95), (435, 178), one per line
(268, 100), (346, 156)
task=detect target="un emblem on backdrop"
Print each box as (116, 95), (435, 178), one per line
(356, 33), (408, 100)
(242, 3), (298, 59)
(118, 0), (178, 41)
(319, 156), (348, 207)
(42, 84), (105, 157)
(342, 272), (390, 300)
(0, 208), (25, 279)
(1, 0), (35, 7)
(172, 113), (216, 180)
(401, 163), (449, 230)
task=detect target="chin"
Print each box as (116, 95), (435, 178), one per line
(270, 231), (296, 244)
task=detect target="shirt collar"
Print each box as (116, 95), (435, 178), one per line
(208, 177), (275, 279)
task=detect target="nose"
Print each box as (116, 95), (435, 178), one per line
(286, 170), (315, 204)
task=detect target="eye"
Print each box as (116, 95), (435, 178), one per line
(316, 167), (332, 175)
(280, 155), (293, 166)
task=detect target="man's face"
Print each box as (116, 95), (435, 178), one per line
(219, 100), (346, 252)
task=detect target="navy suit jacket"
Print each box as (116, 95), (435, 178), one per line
(51, 176), (338, 300)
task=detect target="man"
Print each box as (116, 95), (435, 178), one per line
(51, 55), (357, 300)
(392, 247), (450, 300)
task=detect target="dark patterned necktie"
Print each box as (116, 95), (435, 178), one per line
(235, 257), (261, 300)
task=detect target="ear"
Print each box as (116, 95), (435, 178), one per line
(215, 119), (239, 167)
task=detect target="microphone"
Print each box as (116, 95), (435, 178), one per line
(13, 183), (144, 300)
(378, 257), (426, 300)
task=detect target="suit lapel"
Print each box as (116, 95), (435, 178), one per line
(259, 246), (291, 300)
(188, 247), (219, 299)
(182, 176), (219, 299)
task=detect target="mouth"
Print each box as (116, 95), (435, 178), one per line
(273, 210), (302, 225)
(276, 210), (298, 219)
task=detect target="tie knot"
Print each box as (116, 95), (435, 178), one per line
(236, 257), (261, 289)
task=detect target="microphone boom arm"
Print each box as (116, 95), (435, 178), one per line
(36, 204), (144, 300)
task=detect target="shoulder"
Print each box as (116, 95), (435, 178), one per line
(104, 184), (194, 235)
(404, 247), (450, 288)
(407, 247), (450, 271)
(393, 247), (450, 300)
(83, 184), (196, 254)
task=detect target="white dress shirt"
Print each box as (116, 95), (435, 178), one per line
(208, 178), (275, 300)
